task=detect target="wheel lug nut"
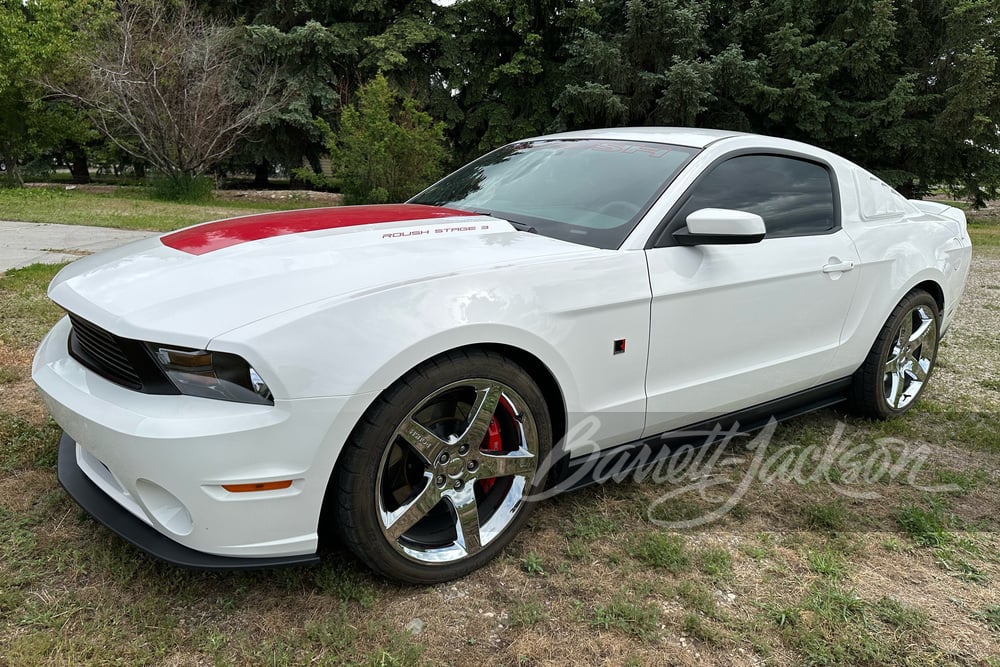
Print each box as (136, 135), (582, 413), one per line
(458, 444), (469, 455)
(436, 475), (446, 487)
(454, 480), (463, 489)
(438, 452), (449, 464)
(467, 460), (478, 471)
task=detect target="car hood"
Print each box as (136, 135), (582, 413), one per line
(48, 204), (595, 348)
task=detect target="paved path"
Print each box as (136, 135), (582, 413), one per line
(0, 221), (156, 273)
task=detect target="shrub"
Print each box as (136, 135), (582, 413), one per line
(329, 73), (448, 205)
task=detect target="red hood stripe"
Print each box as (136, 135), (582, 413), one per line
(161, 204), (472, 255)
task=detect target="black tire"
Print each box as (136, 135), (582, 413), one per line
(333, 349), (552, 583)
(847, 289), (940, 419)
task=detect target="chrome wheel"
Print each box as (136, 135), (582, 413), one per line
(882, 303), (937, 410)
(375, 379), (539, 564)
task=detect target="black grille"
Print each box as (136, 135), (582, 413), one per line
(66, 314), (178, 394)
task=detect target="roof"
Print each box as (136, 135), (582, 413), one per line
(528, 127), (748, 149)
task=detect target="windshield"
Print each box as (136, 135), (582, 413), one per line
(409, 139), (697, 249)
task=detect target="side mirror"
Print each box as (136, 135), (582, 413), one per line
(672, 208), (766, 246)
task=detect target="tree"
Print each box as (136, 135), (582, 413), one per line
(555, 0), (999, 204)
(0, 0), (110, 186)
(329, 73), (447, 204)
(925, 0), (1000, 206)
(196, 1), (446, 184)
(428, 0), (592, 161)
(53, 1), (284, 196)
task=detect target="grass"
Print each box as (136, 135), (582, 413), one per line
(0, 264), (66, 347)
(589, 597), (661, 640)
(975, 605), (1000, 633)
(802, 501), (849, 532)
(896, 501), (953, 547)
(521, 551), (546, 576)
(769, 584), (937, 665)
(968, 207), (1000, 246)
(1, 206), (999, 664)
(697, 547), (733, 579)
(508, 598), (547, 628)
(0, 187), (324, 232)
(807, 548), (847, 580)
(629, 533), (690, 572)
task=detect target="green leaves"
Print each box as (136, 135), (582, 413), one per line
(0, 0), (112, 185)
(329, 73), (446, 205)
(555, 0), (999, 202)
(3, 0), (996, 202)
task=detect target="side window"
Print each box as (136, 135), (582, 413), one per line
(666, 155), (837, 241)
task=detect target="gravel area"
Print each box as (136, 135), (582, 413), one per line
(932, 246), (1000, 411)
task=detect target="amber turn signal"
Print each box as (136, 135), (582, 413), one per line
(222, 480), (293, 493)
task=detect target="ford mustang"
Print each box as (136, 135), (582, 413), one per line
(32, 128), (972, 582)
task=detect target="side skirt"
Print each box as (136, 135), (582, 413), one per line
(552, 378), (852, 493)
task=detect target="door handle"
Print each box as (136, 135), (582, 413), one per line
(822, 260), (855, 273)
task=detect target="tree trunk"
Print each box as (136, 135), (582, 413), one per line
(133, 161), (146, 179)
(254, 160), (270, 187)
(0, 141), (23, 186)
(67, 142), (91, 184)
(5, 160), (23, 187)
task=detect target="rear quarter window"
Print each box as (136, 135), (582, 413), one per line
(853, 170), (913, 220)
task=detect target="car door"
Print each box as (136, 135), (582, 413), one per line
(642, 153), (861, 436)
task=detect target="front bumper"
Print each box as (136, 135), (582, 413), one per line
(34, 316), (372, 566)
(57, 431), (319, 569)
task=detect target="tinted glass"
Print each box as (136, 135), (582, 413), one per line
(410, 139), (697, 249)
(667, 155), (836, 241)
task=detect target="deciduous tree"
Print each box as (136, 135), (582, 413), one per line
(53, 1), (284, 196)
(0, 0), (110, 186)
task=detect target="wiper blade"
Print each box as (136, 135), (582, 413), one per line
(468, 209), (537, 234)
(507, 220), (538, 234)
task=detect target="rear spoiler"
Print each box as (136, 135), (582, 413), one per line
(909, 200), (968, 227)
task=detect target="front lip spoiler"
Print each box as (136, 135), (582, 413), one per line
(57, 432), (321, 570)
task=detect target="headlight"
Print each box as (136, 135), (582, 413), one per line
(146, 344), (274, 405)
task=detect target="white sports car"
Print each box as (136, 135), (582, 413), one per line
(33, 128), (971, 582)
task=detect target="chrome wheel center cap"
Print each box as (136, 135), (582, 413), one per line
(442, 456), (466, 478)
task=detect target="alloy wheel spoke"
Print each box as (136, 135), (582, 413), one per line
(397, 417), (452, 465)
(446, 485), (482, 555)
(477, 450), (536, 480)
(896, 314), (913, 348)
(893, 370), (908, 408)
(887, 370), (903, 408)
(457, 382), (502, 448)
(908, 358), (928, 382)
(910, 313), (933, 347)
(383, 475), (442, 540)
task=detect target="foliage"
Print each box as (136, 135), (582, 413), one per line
(328, 73), (447, 204)
(426, 0), (594, 161)
(5, 0), (999, 202)
(554, 0), (1000, 202)
(0, 0), (111, 186)
(200, 1), (446, 182)
(52, 1), (284, 198)
(150, 174), (215, 203)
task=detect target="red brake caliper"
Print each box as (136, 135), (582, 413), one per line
(478, 416), (504, 494)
